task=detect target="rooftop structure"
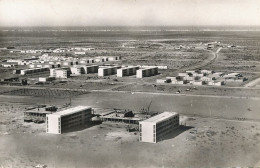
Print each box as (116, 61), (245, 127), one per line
(50, 106), (91, 117)
(140, 112), (178, 124)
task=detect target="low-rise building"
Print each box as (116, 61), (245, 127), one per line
(24, 105), (58, 123)
(100, 110), (142, 125)
(39, 77), (55, 82)
(208, 81), (224, 86)
(200, 77), (213, 82)
(139, 112), (179, 143)
(136, 67), (158, 78)
(156, 79), (171, 84)
(46, 106), (92, 134)
(171, 80), (184, 85)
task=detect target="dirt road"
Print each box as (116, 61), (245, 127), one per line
(244, 77), (260, 87)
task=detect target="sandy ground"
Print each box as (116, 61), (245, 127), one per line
(0, 89), (260, 121)
(0, 101), (260, 167)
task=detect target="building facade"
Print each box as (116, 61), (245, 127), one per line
(117, 66), (139, 77)
(46, 106), (92, 134)
(50, 68), (71, 78)
(136, 67), (158, 78)
(98, 66), (120, 77)
(139, 112), (179, 143)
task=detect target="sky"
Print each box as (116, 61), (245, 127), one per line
(0, 0), (259, 27)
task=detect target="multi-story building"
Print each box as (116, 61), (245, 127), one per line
(20, 67), (49, 75)
(136, 67), (158, 78)
(83, 65), (99, 74)
(70, 66), (83, 75)
(46, 106), (92, 134)
(117, 66), (139, 77)
(50, 68), (71, 78)
(139, 112), (179, 143)
(98, 66), (120, 77)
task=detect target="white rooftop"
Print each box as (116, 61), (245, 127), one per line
(48, 106), (91, 117)
(140, 112), (178, 123)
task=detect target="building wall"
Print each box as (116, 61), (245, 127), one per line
(98, 67), (118, 77)
(139, 122), (155, 143)
(46, 107), (92, 134)
(136, 67), (158, 78)
(139, 113), (179, 143)
(70, 67), (82, 75)
(46, 115), (60, 134)
(117, 67), (138, 77)
(55, 70), (68, 78)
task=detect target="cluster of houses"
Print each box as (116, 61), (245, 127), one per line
(6, 47), (95, 55)
(157, 70), (246, 86)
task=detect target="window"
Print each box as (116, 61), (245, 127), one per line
(139, 124), (142, 132)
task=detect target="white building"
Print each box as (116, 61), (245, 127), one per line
(200, 77), (213, 82)
(183, 76), (195, 81)
(50, 68), (71, 78)
(136, 67), (158, 78)
(117, 66), (139, 77)
(178, 73), (189, 77)
(98, 66), (120, 77)
(171, 80), (184, 85)
(139, 112), (179, 143)
(46, 106), (92, 134)
(20, 67), (49, 75)
(39, 77), (55, 82)
(82, 65), (99, 74)
(208, 81), (224, 86)
(70, 66), (83, 75)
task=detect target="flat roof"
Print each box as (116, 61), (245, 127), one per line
(25, 107), (53, 114)
(48, 106), (91, 117)
(140, 112), (178, 124)
(119, 66), (138, 70)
